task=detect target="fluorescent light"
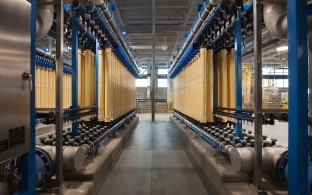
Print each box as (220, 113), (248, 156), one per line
(276, 46), (288, 52)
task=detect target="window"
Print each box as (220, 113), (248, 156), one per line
(136, 79), (148, 87)
(158, 79), (168, 88)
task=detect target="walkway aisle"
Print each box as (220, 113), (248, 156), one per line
(97, 114), (209, 195)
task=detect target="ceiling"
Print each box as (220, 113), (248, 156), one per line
(110, 0), (203, 70)
(36, 1), (289, 72)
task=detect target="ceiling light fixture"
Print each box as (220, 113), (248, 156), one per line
(276, 46), (288, 52)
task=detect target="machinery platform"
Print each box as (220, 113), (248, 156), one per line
(170, 116), (287, 195)
(65, 116), (139, 194)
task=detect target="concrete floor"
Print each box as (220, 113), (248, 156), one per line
(98, 114), (209, 195)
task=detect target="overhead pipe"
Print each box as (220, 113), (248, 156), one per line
(263, 2), (312, 39)
(36, 0), (54, 39)
(169, 0), (243, 77)
(72, 1), (140, 77)
(92, 0), (140, 75)
(168, 0), (221, 74)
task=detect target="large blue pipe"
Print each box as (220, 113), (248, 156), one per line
(168, 44), (198, 79)
(173, 112), (225, 152)
(168, 0), (243, 78)
(115, 45), (140, 78)
(69, 2), (140, 78)
(168, 0), (223, 77)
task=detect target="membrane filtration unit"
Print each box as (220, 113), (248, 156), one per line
(173, 48), (235, 123)
(36, 48), (136, 121)
(98, 48), (136, 122)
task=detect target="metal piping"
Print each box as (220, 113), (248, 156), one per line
(93, 0), (140, 74)
(88, 111), (136, 150)
(230, 147), (288, 173)
(168, 0), (221, 73)
(35, 146), (85, 186)
(263, 3), (287, 39)
(173, 112), (226, 152)
(36, 0), (54, 39)
(264, 2), (312, 39)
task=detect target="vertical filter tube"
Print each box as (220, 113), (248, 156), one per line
(78, 49), (82, 106)
(220, 49), (228, 109)
(228, 48), (235, 108)
(98, 49), (105, 121)
(36, 66), (41, 108)
(84, 49), (92, 107)
(206, 49), (214, 122)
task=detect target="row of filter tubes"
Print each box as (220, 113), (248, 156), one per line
(36, 67), (72, 109)
(35, 48), (136, 122)
(172, 48), (235, 123)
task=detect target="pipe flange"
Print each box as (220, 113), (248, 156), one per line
(36, 148), (54, 182)
(275, 150), (288, 185)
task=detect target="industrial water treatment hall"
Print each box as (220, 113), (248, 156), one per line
(1, 0), (312, 194)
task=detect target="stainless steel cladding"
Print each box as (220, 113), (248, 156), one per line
(0, 0), (31, 163)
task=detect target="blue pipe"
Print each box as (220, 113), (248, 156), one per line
(35, 148), (54, 187)
(88, 111), (136, 151)
(115, 45), (140, 78)
(169, 1), (244, 78)
(70, 2), (140, 77)
(169, 44), (198, 78)
(173, 112), (225, 152)
(36, 55), (73, 74)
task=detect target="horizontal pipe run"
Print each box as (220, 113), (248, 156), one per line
(214, 106), (254, 113)
(36, 48), (55, 60)
(70, 2), (140, 77)
(230, 147), (288, 173)
(93, 2), (140, 75)
(63, 106), (97, 112)
(35, 146), (86, 186)
(214, 111), (254, 122)
(169, 0), (243, 78)
(173, 111), (225, 152)
(169, 0), (224, 75)
(89, 111), (136, 150)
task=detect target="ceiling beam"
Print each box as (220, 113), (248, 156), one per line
(183, 0), (198, 26)
(124, 25), (189, 33)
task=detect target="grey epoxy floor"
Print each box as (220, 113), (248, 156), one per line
(97, 114), (209, 195)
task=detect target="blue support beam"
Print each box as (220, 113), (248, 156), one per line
(71, 10), (79, 137)
(287, 0), (310, 194)
(234, 9), (242, 139)
(18, 0), (37, 194)
(95, 40), (99, 111)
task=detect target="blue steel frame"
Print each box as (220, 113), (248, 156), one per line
(287, 0), (310, 194)
(17, 0), (37, 194)
(234, 9), (242, 139)
(71, 10), (79, 136)
(95, 40), (99, 109)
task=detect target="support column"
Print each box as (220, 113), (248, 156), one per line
(253, 0), (263, 188)
(287, 0), (309, 194)
(55, 0), (64, 193)
(151, 0), (156, 121)
(71, 10), (78, 137)
(234, 9), (242, 139)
